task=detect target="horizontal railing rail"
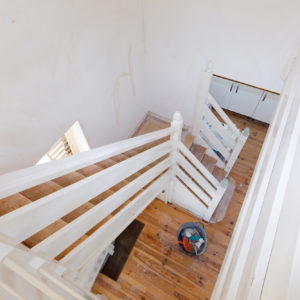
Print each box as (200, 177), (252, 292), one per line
(61, 171), (170, 271)
(32, 157), (172, 259)
(0, 243), (103, 300)
(0, 127), (174, 199)
(176, 141), (228, 221)
(192, 62), (249, 174)
(0, 141), (172, 245)
(0, 110), (231, 298)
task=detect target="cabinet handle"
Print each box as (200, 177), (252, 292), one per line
(236, 84), (239, 93)
(230, 83), (234, 92)
(262, 93), (267, 102)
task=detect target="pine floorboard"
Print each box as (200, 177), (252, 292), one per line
(92, 111), (269, 300)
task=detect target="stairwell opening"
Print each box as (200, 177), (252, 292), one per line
(36, 121), (90, 165)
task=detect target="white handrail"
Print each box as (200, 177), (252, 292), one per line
(0, 110), (231, 298)
(0, 141), (172, 244)
(207, 93), (240, 136)
(192, 62), (249, 174)
(178, 141), (219, 187)
(32, 157), (172, 259)
(61, 172), (170, 270)
(211, 53), (300, 300)
(0, 127), (174, 199)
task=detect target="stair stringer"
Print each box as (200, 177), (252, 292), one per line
(172, 178), (207, 219)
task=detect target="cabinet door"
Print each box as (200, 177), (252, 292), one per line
(209, 76), (235, 109)
(227, 84), (264, 117)
(252, 92), (279, 124)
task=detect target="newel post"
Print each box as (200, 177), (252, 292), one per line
(165, 111), (183, 203)
(192, 61), (214, 137)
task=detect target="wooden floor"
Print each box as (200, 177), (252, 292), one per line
(92, 112), (269, 300)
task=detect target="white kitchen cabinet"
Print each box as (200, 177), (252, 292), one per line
(209, 76), (236, 109)
(227, 83), (264, 117)
(209, 75), (279, 123)
(252, 92), (279, 124)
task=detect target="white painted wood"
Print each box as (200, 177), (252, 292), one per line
(65, 121), (90, 154)
(235, 94), (300, 300)
(166, 111), (183, 203)
(199, 120), (231, 160)
(192, 61), (214, 136)
(209, 75), (236, 109)
(208, 93), (240, 136)
(202, 105), (236, 149)
(173, 178), (206, 219)
(177, 153), (216, 197)
(252, 91), (279, 124)
(175, 166), (211, 206)
(285, 227), (300, 300)
(211, 53), (300, 300)
(204, 178), (228, 221)
(39, 266), (100, 300)
(61, 172), (169, 271)
(2, 245), (101, 300)
(0, 141), (171, 243)
(0, 280), (25, 300)
(3, 257), (66, 300)
(0, 127), (173, 199)
(224, 128), (249, 174)
(196, 133), (225, 168)
(178, 141), (219, 187)
(260, 136), (300, 300)
(227, 83), (264, 117)
(32, 157), (171, 258)
(74, 244), (114, 291)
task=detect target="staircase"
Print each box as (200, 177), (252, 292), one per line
(134, 112), (236, 223)
(0, 66), (249, 299)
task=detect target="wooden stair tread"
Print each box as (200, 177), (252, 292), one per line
(183, 134), (194, 149)
(210, 177), (236, 223)
(0, 193), (32, 216)
(212, 167), (227, 182)
(77, 164), (103, 177)
(52, 172), (85, 187)
(201, 154), (217, 173)
(190, 144), (206, 161)
(24, 219), (67, 248)
(133, 114), (170, 136)
(62, 202), (95, 223)
(20, 181), (62, 201)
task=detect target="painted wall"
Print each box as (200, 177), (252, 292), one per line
(142, 0), (300, 125)
(2, 1), (300, 174)
(0, 0), (146, 174)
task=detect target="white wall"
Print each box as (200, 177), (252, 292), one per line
(142, 0), (300, 125)
(2, 1), (300, 174)
(0, 0), (146, 174)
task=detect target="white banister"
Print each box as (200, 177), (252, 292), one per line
(0, 109), (233, 298)
(211, 51), (300, 300)
(61, 172), (170, 271)
(0, 141), (172, 244)
(207, 93), (240, 136)
(32, 157), (172, 259)
(224, 128), (249, 173)
(0, 127), (174, 199)
(178, 141), (220, 187)
(192, 61), (214, 136)
(165, 111), (183, 203)
(192, 62), (249, 174)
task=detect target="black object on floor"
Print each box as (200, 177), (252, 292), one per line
(101, 219), (145, 281)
